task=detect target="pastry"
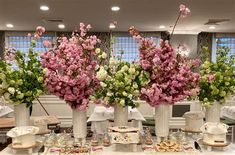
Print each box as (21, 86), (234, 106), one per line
(155, 140), (182, 152)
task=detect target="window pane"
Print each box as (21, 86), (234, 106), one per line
(216, 37), (235, 57)
(6, 35), (55, 53)
(112, 36), (159, 62)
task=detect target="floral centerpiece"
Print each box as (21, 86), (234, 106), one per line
(95, 54), (150, 108)
(198, 46), (235, 122)
(0, 26), (46, 126)
(40, 23), (100, 142)
(129, 4), (201, 141)
(93, 49), (150, 126)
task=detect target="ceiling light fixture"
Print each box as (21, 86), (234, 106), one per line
(209, 26), (216, 29)
(58, 24), (65, 29)
(40, 5), (49, 11)
(111, 6), (120, 11)
(109, 23), (116, 29)
(159, 25), (166, 29)
(6, 24), (14, 28)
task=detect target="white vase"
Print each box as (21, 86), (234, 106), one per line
(155, 104), (171, 142)
(72, 109), (87, 143)
(114, 105), (128, 126)
(14, 104), (30, 126)
(190, 101), (202, 112)
(205, 102), (221, 123)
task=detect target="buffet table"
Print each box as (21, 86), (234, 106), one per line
(0, 144), (235, 155)
(88, 106), (145, 134)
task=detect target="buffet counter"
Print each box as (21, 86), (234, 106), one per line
(1, 143), (235, 155)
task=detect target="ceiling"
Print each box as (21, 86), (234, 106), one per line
(0, 0), (235, 33)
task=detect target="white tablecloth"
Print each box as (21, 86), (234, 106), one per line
(87, 106), (145, 134)
(1, 144), (235, 155)
(221, 106), (235, 120)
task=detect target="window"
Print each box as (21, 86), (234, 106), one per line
(112, 33), (160, 62)
(216, 37), (235, 57)
(5, 32), (56, 53)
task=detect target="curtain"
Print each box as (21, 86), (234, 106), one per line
(161, 31), (170, 41)
(197, 32), (213, 61)
(0, 31), (5, 58)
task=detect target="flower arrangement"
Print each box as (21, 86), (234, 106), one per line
(93, 50), (150, 108)
(0, 27), (45, 107)
(129, 4), (201, 106)
(40, 23), (101, 110)
(198, 46), (235, 106)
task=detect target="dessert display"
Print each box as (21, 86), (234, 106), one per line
(169, 130), (186, 142)
(144, 128), (153, 145)
(103, 133), (111, 147)
(200, 122), (229, 145)
(142, 145), (155, 152)
(183, 111), (205, 132)
(90, 132), (99, 147)
(155, 140), (182, 152)
(109, 126), (139, 144)
(6, 126), (39, 148)
(44, 131), (57, 147)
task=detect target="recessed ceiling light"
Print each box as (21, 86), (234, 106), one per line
(6, 24), (14, 28)
(109, 23), (116, 29)
(40, 5), (49, 11)
(58, 24), (65, 29)
(159, 25), (166, 29)
(209, 26), (216, 29)
(111, 6), (120, 11)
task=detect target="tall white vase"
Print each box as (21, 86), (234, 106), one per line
(190, 101), (202, 111)
(72, 109), (87, 144)
(155, 104), (171, 142)
(205, 102), (221, 123)
(14, 104), (30, 126)
(114, 105), (128, 126)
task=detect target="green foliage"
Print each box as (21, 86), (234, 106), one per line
(0, 41), (45, 107)
(93, 49), (150, 108)
(198, 46), (235, 106)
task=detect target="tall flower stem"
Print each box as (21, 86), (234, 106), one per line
(169, 12), (181, 41)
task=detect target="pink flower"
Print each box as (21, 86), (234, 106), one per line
(130, 28), (201, 106)
(43, 40), (52, 47)
(41, 23), (100, 110)
(179, 4), (190, 17)
(208, 74), (215, 82)
(36, 26), (45, 36)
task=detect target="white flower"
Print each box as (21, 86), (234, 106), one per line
(95, 64), (100, 70)
(37, 77), (43, 83)
(8, 87), (15, 94)
(0, 73), (6, 80)
(101, 52), (107, 59)
(96, 67), (108, 81)
(120, 99), (125, 106)
(27, 71), (32, 75)
(1, 81), (9, 89)
(109, 57), (117, 66)
(122, 91), (128, 96)
(128, 94), (133, 99)
(121, 65), (129, 72)
(104, 97), (110, 102)
(43, 68), (48, 74)
(3, 92), (10, 101)
(133, 82), (138, 89)
(128, 67), (136, 74)
(107, 92), (113, 96)
(100, 82), (107, 88)
(95, 48), (101, 54)
(16, 93), (24, 99)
